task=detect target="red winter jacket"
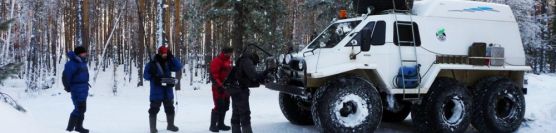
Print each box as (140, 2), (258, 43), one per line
(210, 52), (232, 87)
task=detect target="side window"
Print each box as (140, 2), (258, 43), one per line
(308, 21), (361, 49)
(346, 21), (386, 47)
(394, 21), (421, 46)
(371, 21), (386, 45)
(346, 22), (374, 47)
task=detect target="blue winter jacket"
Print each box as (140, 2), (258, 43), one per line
(144, 55), (183, 101)
(62, 51), (90, 102)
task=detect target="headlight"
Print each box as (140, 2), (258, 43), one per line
(298, 61), (304, 70)
(278, 54), (285, 64)
(285, 55), (292, 64)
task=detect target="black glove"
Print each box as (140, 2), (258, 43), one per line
(217, 87), (226, 94)
(263, 68), (276, 75)
(64, 87), (71, 92)
(152, 75), (162, 85)
(258, 68), (276, 84)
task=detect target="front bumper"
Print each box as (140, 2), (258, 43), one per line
(265, 82), (308, 96)
(264, 56), (308, 96)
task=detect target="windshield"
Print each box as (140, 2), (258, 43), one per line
(307, 21), (361, 49)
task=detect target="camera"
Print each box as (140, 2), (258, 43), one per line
(160, 77), (177, 87)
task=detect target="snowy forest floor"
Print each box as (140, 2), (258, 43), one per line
(1, 66), (555, 133)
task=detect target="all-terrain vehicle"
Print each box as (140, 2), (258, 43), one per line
(265, 0), (531, 132)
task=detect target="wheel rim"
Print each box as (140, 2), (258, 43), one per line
(333, 94), (369, 127)
(495, 92), (517, 120)
(441, 95), (465, 125)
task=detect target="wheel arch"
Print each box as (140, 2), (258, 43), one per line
(420, 69), (527, 94)
(306, 69), (389, 94)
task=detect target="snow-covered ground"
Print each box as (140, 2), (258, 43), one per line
(517, 74), (556, 133)
(1, 67), (555, 133)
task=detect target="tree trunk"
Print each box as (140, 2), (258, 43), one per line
(136, 0), (146, 86)
(76, 0), (84, 47)
(232, 2), (245, 56)
(1, 0), (15, 64)
(156, 0), (164, 48)
(174, 0), (182, 91)
(550, 49), (555, 73)
(82, 0), (90, 48)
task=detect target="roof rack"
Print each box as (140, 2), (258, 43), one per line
(378, 9), (414, 15)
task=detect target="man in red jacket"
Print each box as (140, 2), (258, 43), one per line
(209, 47), (234, 132)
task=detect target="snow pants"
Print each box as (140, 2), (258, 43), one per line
(231, 88), (251, 126)
(70, 92), (87, 117)
(212, 85), (230, 113)
(148, 100), (175, 117)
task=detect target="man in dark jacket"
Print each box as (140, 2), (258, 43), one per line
(144, 46), (183, 133)
(230, 52), (273, 133)
(209, 47), (234, 132)
(62, 46), (90, 133)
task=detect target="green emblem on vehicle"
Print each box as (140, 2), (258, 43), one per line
(436, 28), (447, 41)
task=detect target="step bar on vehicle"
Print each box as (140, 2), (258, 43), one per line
(265, 82), (308, 97)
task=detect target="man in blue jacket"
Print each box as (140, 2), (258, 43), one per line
(144, 46), (183, 133)
(62, 46), (90, 133)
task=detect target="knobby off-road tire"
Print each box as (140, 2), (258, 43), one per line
(311, 76), (382, 133)
(279, 92), (314, 125)
(471, 78), (525, 133)
(411, 77), (473, 133)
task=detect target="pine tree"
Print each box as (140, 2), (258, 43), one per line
(476, 0), (549, 73)
(0, 19), (25, 113)
(207, 0), (288, 54)
(0, 19), (21, 84)
(0, 63), (22, 85)
(0, 19), (14, 31)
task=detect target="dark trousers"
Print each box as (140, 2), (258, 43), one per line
(148, 100), (175, 116)
(231, 88), (251, 126)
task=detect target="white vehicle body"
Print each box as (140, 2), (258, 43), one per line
(267, 0), (532, 132)
(289, 0), (530, 95)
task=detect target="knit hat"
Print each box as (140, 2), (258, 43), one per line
(158, 46), (169, 54)
(222, 46), (233, 54)
(74, 46), (87, 55)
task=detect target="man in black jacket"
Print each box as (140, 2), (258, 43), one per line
(229, 52), (270, 133)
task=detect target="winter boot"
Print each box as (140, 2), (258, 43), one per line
(150, 115), (158, 133)
(166, 114), (179, 132)
(66, 116), (78, 132)
(74, 116), (89, 133)
(231, 124), (241, 133)
(209, 111), (220, 132)
(218, 112), (231, 131)
(241, 124), (252, 133)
